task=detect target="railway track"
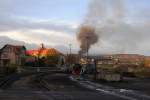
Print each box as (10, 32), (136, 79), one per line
(0, 70), (63, 90)
(0, 73), (21, 89)
(32, 72), (50, 90)
(0, 71), (132, 100)
(32, 71), (63, 91)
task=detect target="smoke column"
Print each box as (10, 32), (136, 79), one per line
(77, 0), (146, 54)
(77, 0), (124, 54)
(77, 26), (98, 54)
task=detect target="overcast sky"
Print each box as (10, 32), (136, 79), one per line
(0, 0), (150, 55)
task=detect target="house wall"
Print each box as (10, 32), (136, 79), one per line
(145, 57), (150, 68)
(0, 45), (26, 67)
(9, 52), (16, 64)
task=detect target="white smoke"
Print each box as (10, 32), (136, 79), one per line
(83, 0), (150, 55)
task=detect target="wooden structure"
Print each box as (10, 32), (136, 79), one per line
(96, 56), (122, 81)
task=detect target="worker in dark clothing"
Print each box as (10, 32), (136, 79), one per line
(80, 64), (86, 79)
(72, 64), (82, 80)
(93, 59), (97, 80)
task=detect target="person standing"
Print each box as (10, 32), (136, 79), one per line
(72, 64), (82, 80)
(80, 64), (86, 79)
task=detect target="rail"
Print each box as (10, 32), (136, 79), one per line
(32, 71), (63, 91)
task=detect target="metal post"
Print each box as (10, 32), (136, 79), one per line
(86, 36), (89, 60)
(94, 59), (97, 80)
(69, 44), (72, 55)
(69, 44), (72, 68)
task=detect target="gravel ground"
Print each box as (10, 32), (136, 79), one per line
(0, 90), (129, 100)
(94, 77), (150, 95)
(44, 73), (91, 92)
(0, 73), (130, 100)
(8, 75), (45, 91)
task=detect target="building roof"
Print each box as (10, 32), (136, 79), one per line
(26, 48), (63, 57)
(1, 44), (26, 54)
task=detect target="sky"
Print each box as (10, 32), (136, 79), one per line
(0, 0), (150, 55)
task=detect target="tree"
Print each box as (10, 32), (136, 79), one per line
(45, 56), (59, 67)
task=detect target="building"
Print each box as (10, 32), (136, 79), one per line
(25, 48), (64, 67)
(144, 56), (150, 68)
(65, 54), (80, 64)
(87, 54), (146, 73)
(111, 54), (145, 65)
(0, 44), (26, 67)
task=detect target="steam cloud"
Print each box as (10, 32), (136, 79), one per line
(78, 0), (150, 54)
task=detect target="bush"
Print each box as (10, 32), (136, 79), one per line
(45, 56), (59, 67)
(5, 64), (18, 74)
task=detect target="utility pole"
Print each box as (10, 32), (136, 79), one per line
(37, 43), (45, 72)
(69, 44), (72, 65)
(69, 44), (72, 55)
(86, 36), (89, 60)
